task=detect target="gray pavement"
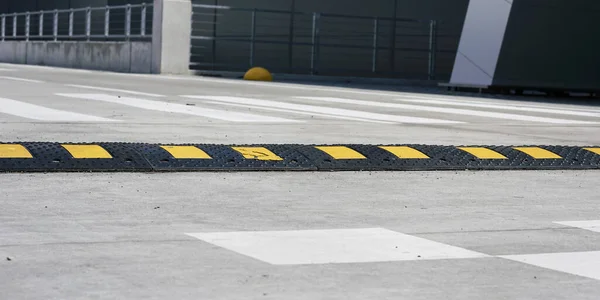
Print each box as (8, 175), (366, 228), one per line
(1, 63), (600, 299)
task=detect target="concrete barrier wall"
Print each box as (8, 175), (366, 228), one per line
(0, 41), (152, 73)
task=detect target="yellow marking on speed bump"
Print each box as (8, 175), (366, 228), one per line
(584, 148), (600, 155)
(458, 147), (507, 159)
(513, 147), (561, 159)
(379, 146), (429, 159)
(232, 147), (283, 161)
(315, 146), (366, 159)
(62, 144), (112, 159)
(160, 146), (212, 159)
(0, 144), (33, 158)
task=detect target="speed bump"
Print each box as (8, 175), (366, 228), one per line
(0, 142), (599, 172)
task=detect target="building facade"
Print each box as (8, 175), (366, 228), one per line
(1, 0), (599, 92)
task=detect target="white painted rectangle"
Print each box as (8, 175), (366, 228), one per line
(554, 220), (600, 233)
(0, 76), (44, 83)
(500, 251), (600, 281)
(65, 84), (165, 97)
(0, 97), (116, 122)
(56, 93), (299, 123)
(450, 0), (514, 86)
(396, 95), (600, 117)
(296, 96), (597, 125)
(183, 95), (463, 125)
(202, 100), (394, 124)
(186, 228), (488, 265)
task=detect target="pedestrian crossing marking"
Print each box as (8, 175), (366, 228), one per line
(186, 228), (489, 265)
(379, 146), (429, 159)
(513, 147), (562, 159)
(0, 144), (33, 158)
(554, 220), (600, 233)
(232, 147), (283, 161)
(458, 147), (507, 159)
(160, 146), (212, 159)
(61, 145), (112, 159)
(315, 146), (366, 159)
(500, 251), (600, 281)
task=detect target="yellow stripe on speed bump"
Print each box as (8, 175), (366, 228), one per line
(458, 147), (507, 159)
(62, 144), (112, 159)
(315, 146), (366, 159)
(379, 146), (429, 159)
(584, 148), (600, 155)
(232, 147), (283, 161)
(0, 144), (33, 158)
(160, 146), (212, 159)
(513, 147), (561, 159)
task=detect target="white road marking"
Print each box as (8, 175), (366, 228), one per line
(0, 76), (44, 83)
(65, 84), (165, 97)
(296, 96), (598, 125)
(182, 95), (463, 124)
(554, 220), (600, 233)
(0, 97), (117, 122)
(56, 93), (300, 123)
(500, 251), (600, 281)
(396, 96), (600, 117)
(0, 68), (16, 71)
(202, 100), (395, 124)
(186, 228), (488, 265)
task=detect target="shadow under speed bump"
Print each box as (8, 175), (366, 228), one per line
(0, 142), (599, 173)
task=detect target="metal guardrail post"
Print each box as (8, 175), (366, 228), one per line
(428, 20), (437, 80)
(372, 17), (379, 73)
(25, 13), (30, 41)
(141, 3), (147, 36)
(125, 4), (132, 39)
(39, 11), (44, 37)
(53, 10), (58, 41)
(310, 13), (320, 75)
(288, 0), (296, 72)
(249, 9), (256, 67)
(1, 15), (5, 41)
(69, 9), (74, 37)
(86, 7), (91, 40)
(104, 6), (110, 37)
(12, 13), (17, 38)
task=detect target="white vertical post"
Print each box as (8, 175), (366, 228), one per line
(152, 0), (193, 74)
(12, 14), (17, 38)
(69, 9), (74, 37)
(25, 13), (30, 41)
(104, 6), (110, 37)
(52, 10), (58, 41)
(125, 4), (132, 39)
(1, 15), (5, 41)
(141, 3), (147, 36)
(85, 7), (91, 40)
(39, 11), (44, 37)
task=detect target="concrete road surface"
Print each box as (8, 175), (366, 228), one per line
(1, 63), (600, 300)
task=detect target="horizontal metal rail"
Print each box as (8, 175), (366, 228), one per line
(0, 3), (152, 42)
(190, 6), (451, 80)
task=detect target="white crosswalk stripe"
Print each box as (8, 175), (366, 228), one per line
(182, 95), (464, 125)
(295, 96), (599, 124)
(55, 93), (301, 123)
(394, 96), (600, 118)
(554, 220), (600, 233)
(188, 221), (600, 282)
(0, 97), (117, 122)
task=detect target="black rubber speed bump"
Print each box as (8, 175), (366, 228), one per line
(1, 142), (599, 172)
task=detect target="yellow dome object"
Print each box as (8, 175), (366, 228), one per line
(243, 67), (273, 81)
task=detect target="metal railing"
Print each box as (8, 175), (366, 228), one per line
(0, 3), (153, 42)
(190, 4), (460, 80)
